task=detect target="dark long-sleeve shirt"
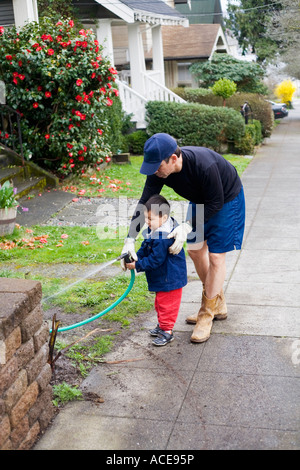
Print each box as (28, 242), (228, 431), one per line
(129, 146), (242, 238)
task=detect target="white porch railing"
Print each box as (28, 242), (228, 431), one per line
(116, 72), (186, 129)
(116, 79), (148, 128)
(143, 73), (186, 104)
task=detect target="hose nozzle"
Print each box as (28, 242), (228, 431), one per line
(117, 252), (134, 263)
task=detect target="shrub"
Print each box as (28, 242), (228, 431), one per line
(252, 119), (263, 145)
(126, 130), (148, 155)
(180, 90), (273, 138)
(274, 79), (297, 107)
(234, 128), (255, 155)
(211, 78), (237, 106)
(145, 101), (245, 152)
(0, 18), (119, 175)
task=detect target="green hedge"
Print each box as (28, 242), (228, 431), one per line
(172, 88), (274, 138)
(145, 101), (245, 153)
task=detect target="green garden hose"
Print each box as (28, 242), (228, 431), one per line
(50, 268), (135, 333)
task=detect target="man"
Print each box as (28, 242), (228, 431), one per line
(121, 133), (245, 343)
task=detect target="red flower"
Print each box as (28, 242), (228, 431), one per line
(33, 103), (39, 108)
(0, 27), (4, 35)
(47, 49), (54, 56)
(76, 79), (83, 86)
(13, 78), (18, 85)
(112, 88), (119, 96)
(69, 20), (74, 27)
(18, 60), (23, 67)
(69, 124), (74, 130)
(19, 74), (25, 81)
(108, 67), (118, 75)
(37, 86), (43, 91)
(78, 156), (85, 161)
(45, 134), (50, 139)
(6, 55), (12, 60)
(91, 72), (96, 79)
(66, 63), (71, 68)
(97, 129), (103, 135)
(67, 143), (73, 149)
(75, 95), (82, 102)
(106, 98), (113, 106)
(45, 91), (51, 98)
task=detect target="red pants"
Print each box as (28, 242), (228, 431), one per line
(155, 288), (183, 332)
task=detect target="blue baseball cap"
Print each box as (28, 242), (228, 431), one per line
(140, 133), (177, 175)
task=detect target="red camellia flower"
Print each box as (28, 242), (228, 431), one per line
(33, 102), (39, 108)
(76, 79), (83, 86)
(19, 74), (25, 81)
(75, 95), (82, 102)
(45, 134), (50, 139)
(69, 20), (74, 27)
(0, 26), (4, 35)
(6, 55), (12, 60)
(47, 49), (54, 56)
(37, 86), (43, 91)
(45, 91), (51, 98)
(67, 143), (73, 149)
(106, 98), (113, 106)
(108, 67), (118, 75)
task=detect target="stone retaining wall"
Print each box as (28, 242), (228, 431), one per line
(0, 278), (54, 450)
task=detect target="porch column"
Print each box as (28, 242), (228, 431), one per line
(13, 0), (38, 28)
(152, 25), (165, 86)
(128, 23), (146, 96)
(96, 19), (114, 66)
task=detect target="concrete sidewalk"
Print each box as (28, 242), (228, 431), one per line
(34, 104), (300, 450)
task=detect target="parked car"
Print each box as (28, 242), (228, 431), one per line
(268, 101), (289, 119)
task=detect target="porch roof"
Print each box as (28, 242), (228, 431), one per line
(91, 0), (188, 25)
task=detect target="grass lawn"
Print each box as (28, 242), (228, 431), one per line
(59, 154), (251, 200)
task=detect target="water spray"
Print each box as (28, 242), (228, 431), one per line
(48, 252), (135, 333)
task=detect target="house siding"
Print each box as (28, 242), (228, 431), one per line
(0, 0), (14, 27)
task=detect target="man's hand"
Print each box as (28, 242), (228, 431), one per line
(167, 222), (192, 255)
(120, 237), (138, 270)
(125, 261), (136, 270)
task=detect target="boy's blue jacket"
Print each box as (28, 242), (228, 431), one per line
(135, 217), (187, 292)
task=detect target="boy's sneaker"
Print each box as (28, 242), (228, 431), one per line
(149, 324), (162, 336)
(152, 330), (174, 346)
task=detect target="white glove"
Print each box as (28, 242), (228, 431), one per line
(120, 237), (138, 270)
(167, 222), (192, 255)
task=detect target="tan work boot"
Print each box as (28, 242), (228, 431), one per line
(186, 289), (227, 324)
(190, 293), (218, 343)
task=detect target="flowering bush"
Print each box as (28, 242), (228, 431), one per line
(0, 18), (119, 174)
(274, 79), (297, 107)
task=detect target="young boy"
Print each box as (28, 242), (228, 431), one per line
(125, 194), (187, 346)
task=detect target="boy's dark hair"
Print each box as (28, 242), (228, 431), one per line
(145, 194), (170, 218)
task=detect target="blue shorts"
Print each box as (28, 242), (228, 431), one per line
(187, 186), (246, 253)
